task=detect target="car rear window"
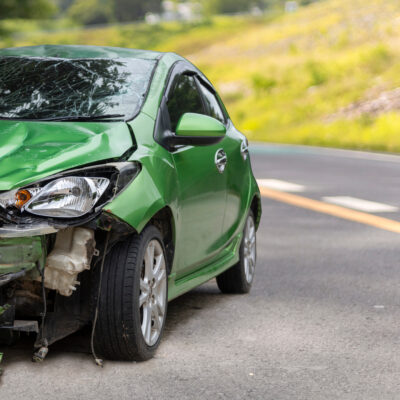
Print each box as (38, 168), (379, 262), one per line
(0, 56), (156, 121)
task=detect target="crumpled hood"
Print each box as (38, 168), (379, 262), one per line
(0, 120), (133, 191)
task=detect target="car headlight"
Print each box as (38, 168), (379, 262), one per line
(22, 177), (110, 218)
(0, 162), (140, 220)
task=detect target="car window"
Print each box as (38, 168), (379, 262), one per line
(167, 74), (204, 132)
(197, 80), (226, 124)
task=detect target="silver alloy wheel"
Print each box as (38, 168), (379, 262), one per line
(243, 215), (256, 284)
(139, 239), (167, 346)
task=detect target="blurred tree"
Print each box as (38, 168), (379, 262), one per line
(68, 0), (162, 24)
(58, 0), (75, 11)
(68, 0), (114, 25)
(113, 0), (162, 22)
(0, 0), (57, 19)
(202, 0), (253, 14)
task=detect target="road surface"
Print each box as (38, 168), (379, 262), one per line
(1, 143), (400, 399)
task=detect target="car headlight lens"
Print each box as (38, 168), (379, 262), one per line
(0, 162), (140, 220)
(22, 177), (109, 218)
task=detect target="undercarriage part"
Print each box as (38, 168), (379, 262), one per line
(40, 227), (96, 296)
(0, 320), (39, 345)
(4, 320), (39, 332)
(0, 304), (39, 345)
(32, 340), (49, 363)
(35, 263), (48, 355)
(34, 269), (92, 347)
(14, 288), (43, 317)
(90, 230), (110, 368)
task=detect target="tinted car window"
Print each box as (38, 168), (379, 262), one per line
(0, 56), (156, 120)
(167, 74), (204, 131)
(198, 80), (225, 124)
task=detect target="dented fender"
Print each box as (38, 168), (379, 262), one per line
(105, 165), (172, 234)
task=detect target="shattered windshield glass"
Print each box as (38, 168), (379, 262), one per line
(0, 56), (156, 121)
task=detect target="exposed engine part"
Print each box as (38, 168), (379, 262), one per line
(39, 227), (96, 296)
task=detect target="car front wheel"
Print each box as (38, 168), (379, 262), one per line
(216, 210), (256, 294)
(94, 225), (168, 361)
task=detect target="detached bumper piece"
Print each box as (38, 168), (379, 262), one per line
(0, 270), (26, 287)
(0, 236), (45, 276)
(0, 223), (58, 238)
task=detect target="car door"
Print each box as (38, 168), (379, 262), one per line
(197, 78), (252, 243)
(195, 77), (249, 242)
(165, 72), (228, 278)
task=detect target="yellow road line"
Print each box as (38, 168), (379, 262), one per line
(259, 187), (400, 234)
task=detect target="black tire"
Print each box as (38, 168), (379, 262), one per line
(94, 225), (168, 361)
(216, 210), (257, 294)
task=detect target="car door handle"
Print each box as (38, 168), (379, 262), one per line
(215, 149), (227, 173)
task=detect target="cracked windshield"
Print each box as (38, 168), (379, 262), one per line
(0, 57), (156, 120)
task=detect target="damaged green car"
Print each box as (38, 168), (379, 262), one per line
(0, 45), (261, 362)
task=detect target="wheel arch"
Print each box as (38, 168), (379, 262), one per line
(250, 193), (262, 230)
(147, 206), (175, 274)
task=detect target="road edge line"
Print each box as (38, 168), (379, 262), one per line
(260, 187), (400, 234)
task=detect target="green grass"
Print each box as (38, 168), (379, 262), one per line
(2, 0), (400, 152)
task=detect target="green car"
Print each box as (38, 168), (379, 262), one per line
(0, 45), (261, 362)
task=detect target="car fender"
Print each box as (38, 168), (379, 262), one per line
(104, 165), (174, 234)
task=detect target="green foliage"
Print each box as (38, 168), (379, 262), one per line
(306, 61), (328, 86)
(251, 74), (277, 94)
(58, 0), (75, 11)
(0, 0), (57, 19)
(68, 0), (114, 25)
(67, 0), (162, 24)
(361, 44), (392, 74)
(202, 0), (256, 14)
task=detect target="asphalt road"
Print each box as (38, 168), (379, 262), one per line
(2, 143), (400, 399)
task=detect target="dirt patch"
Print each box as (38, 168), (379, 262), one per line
(329, 87), (400, 121)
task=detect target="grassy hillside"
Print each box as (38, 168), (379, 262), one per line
(2, 0), (400, 151)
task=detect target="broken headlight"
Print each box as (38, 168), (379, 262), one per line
(0, 162), (139, 219)
(23, 177), (110, 218)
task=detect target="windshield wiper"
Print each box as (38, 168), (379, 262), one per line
(37, 114), (126, 122)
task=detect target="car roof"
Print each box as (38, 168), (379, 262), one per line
(0, 44), (164, 60)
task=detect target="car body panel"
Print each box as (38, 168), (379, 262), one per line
(140, 52), (181, 119)
(0, 120), (133, 191)
(103, 50), (260, 295)
(221, 122), (253, 240)
(170, 142), (227, 277)
(167, 230), (242, 301)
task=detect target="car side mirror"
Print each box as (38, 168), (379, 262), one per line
(165, 113), (226, 148)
